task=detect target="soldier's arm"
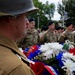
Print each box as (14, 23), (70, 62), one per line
(39, 35), (45, 44)
(58, 33), (66, 44)
(39, 31), (48, 44)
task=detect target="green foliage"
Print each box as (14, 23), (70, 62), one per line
(57, 3), (64, 16)
(57, 0), (75, 25)
(63, 43), (69, 50)
(44, 1), (55, 20)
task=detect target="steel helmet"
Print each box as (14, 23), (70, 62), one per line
(0, 0), (38, 16)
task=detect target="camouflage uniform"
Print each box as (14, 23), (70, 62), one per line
(72, 31), (75, 43)
(72, 31), (75, 35)
(58, 30), (74, 43)
(17, 29), (39, 49)
(25, 29), (39, 46)
(40, 29), (58, 44)
(39, 30), (48, 39)
(56, 33), (61, 42)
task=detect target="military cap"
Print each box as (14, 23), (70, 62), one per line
(65, 22), (73, 27)
(48, 21), (54, 26)
(41, 26), (48, 31)
(56, 26), (62, 30)
(29, 18), (35, 22)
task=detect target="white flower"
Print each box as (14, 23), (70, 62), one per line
(62, 52), (75, 61)
(43, 50), (53, 59)
(62, 52), (75, 75)
(39, 43), (50, 52)
(39, 42), (63, 59)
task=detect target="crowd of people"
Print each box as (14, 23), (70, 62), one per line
(17, 18), (75, 50)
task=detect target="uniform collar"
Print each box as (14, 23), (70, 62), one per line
(0, 34), (26, 58)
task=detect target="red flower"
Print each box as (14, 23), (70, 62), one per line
(26, 45), (38, 56)
(30, 45), (38, 52)
(69, 48), (75, 55)
(31, 62), (44, 75)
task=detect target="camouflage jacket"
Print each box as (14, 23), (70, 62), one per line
(40, 29), (58, 44)
(17, 29), (39, 49)
(58, 30), (74, 43)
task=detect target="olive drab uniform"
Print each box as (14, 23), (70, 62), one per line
(58, 30), (74, 43)
(40, 29), (58, 44)
(0, 34), (34, 75)
(17, 28), (39, 49)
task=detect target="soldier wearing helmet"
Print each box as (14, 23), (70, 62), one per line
(0, 0), (38, 75)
